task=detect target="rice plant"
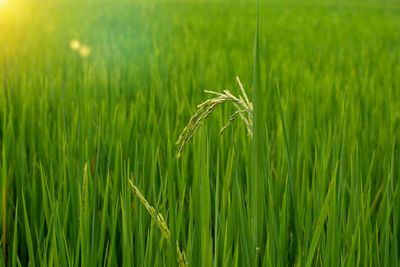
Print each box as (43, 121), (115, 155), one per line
(176, 76), (253, 157)
(129, 180), (188, 267)
(0, 0), (399, 266)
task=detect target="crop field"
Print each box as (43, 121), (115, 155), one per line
(0, 0), (399, 266)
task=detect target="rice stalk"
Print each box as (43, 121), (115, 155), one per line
(128, 179), (188, 267)
(176, 76), (253, 157)
(81, 163), (88, 214)
(2, 183), (6, 263)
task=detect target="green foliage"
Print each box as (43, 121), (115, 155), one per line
(0, 0), (399, 266)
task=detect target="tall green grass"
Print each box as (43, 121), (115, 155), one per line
(0, 0), (399, 266)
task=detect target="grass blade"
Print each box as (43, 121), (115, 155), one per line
(305, 164), (338, 267)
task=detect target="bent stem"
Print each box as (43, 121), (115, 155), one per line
(128, 179), (188, 267)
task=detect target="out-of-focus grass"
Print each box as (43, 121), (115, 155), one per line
(0, 0), (399, 266)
